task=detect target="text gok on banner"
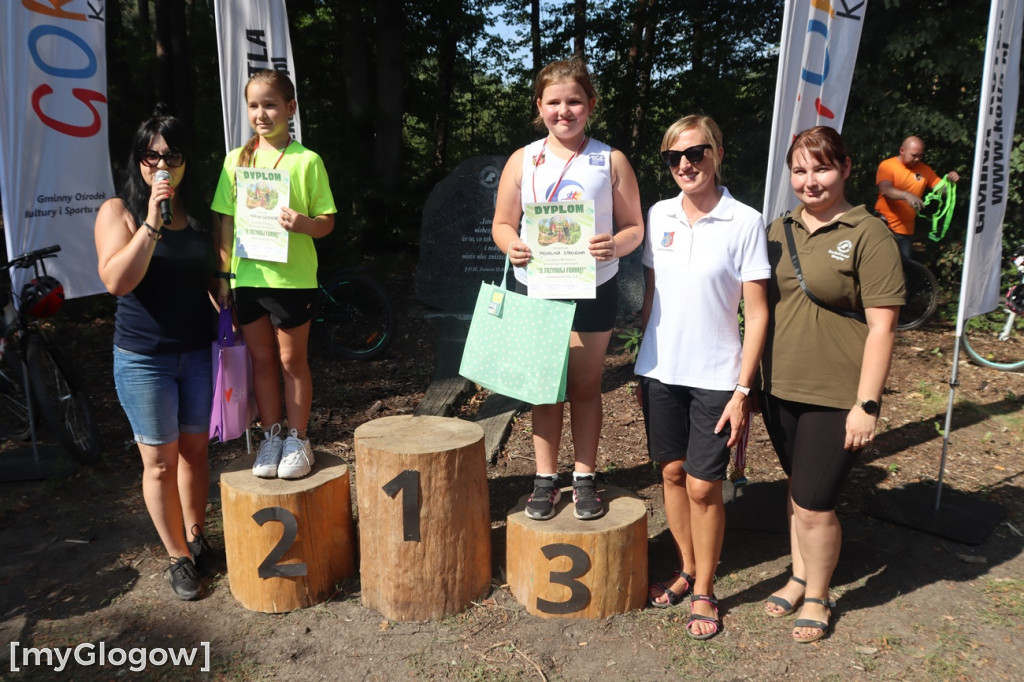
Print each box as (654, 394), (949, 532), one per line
(958, 0), (1023, 324)
(762, 0), (868, 224)
(0, 2), (110, 300)
(214, 0), (302, 153)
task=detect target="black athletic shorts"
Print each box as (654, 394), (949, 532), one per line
(233, 287), (317, 328)
(515, 275), (618, 333)
(640, 376), (732, 481)
(761, 393), (859, 511)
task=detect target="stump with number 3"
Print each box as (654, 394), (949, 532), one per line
(506, 483), (647, 618)
(355, 415), (492, 621)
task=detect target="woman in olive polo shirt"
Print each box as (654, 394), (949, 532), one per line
(760, 126), (905, 643)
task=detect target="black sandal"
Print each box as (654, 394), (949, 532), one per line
(793, 597), (834, 643)
(765, 576), (806, 618)
(648, 571), (694, 608)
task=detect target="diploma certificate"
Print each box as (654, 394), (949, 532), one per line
(233, 167), (290, 262)
(523, 200), (596, 299)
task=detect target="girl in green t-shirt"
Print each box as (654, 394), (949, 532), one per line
(212, 70), (337, 481)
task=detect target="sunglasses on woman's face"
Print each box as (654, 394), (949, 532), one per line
(661, 144), (712, 167)
(140, 149), (185, 168)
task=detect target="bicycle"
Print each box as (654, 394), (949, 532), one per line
(0, 245), (100, 462)
(961, 245), (1024, 371)
(898, 258), (939, 331)
(313, 268), (395, 361)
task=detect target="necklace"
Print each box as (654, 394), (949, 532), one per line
(253, 138), (293, 169)
(532, 136), (588, 203)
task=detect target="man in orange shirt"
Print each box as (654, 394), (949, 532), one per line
(875, 136), (960, 260)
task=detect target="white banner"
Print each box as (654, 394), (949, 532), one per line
(0, 1), (111, 300)
(958, 0), (1023, 325)
(214, 0), (301, 154)
(763, 0), (869, 223)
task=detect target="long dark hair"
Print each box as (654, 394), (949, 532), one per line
(121, 104), (192, 226)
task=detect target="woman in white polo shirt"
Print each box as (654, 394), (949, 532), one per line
(635, 115), (769, 640)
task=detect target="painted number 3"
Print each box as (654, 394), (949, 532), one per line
(536, 543), (591, 614)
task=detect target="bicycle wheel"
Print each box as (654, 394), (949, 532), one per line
(316, 272), (395, 360)
(898, 260), (939, 331)
(25, 333), (100, 463)
(0, 351), (31, 441)
(962, 308), (1024, 371)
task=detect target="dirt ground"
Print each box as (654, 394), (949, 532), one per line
(1, 269), (1023, 681)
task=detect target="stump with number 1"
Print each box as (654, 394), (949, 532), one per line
(355, 415), (492, 621)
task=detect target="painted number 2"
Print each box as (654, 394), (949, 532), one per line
(382, 469), (421, 541)
(536, 543), (591, 614)
(252, 507), (308, 578)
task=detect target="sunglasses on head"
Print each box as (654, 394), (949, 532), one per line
(661, 144), (712, 167)
(140, 149), (185, 168)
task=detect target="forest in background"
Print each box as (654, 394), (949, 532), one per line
(103, 0), (1023, 298)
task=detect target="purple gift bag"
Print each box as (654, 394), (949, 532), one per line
(209, 309), (256, 442)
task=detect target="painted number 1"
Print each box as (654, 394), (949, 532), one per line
(382, 469), (421, 541)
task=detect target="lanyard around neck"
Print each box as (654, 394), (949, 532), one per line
(253, 138), (292, 169)
(531, 136), (587, 203)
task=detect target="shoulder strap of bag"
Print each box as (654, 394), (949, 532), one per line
(782, 216), (866, 323)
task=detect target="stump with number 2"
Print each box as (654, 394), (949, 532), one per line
(355, 415), (492, 621)
(220, 452), (355, 613)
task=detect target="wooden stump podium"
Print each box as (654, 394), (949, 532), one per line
(220, 452), (355, 613)
(506, 482), (647, 619)
(355, 415), (491, 621)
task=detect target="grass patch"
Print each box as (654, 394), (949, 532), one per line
(980, 577), (1024, 627)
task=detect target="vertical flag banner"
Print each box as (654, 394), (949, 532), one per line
(214, 0), (301, 153)
(958, 0), (1023, 325)
(0, 1), (111, 299)
(763, 0), (869, 223)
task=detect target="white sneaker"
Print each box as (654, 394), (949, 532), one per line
(278, 428), (313, 479)
(252, 424), (284, 478)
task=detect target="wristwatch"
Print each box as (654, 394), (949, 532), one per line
(858, 399), (880, 415)
(734, 384), (751, 396)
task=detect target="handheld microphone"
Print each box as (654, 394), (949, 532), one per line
(155, 170), (173, 225)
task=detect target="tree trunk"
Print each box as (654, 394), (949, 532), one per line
(531, 0), (541, 74)
(374, 0), (403, 191)
(137, 0), (150, 35)
(573, 0), (587, 59)
(153, 0), (191, 129)
(433, 2), (459, 170)
(629, 0), (657, 157)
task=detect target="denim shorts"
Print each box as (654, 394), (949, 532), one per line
(113, 345), (212, 445)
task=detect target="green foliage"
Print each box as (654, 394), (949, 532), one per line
(99, 0), (1023, 280)
(617, 327), (643, 360)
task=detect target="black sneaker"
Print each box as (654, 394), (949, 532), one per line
(186, 525), (217, 576)
(165, 556), (201, 601)
(525, 477), (562, 520)
(572, 477), (605, 520)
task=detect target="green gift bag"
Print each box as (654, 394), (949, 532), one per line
(459, 257), (576, 405)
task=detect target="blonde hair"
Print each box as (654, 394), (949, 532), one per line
(532, 60), (598, 132)
(237, 69), (297, 168)
(661, 114), (724, 183)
